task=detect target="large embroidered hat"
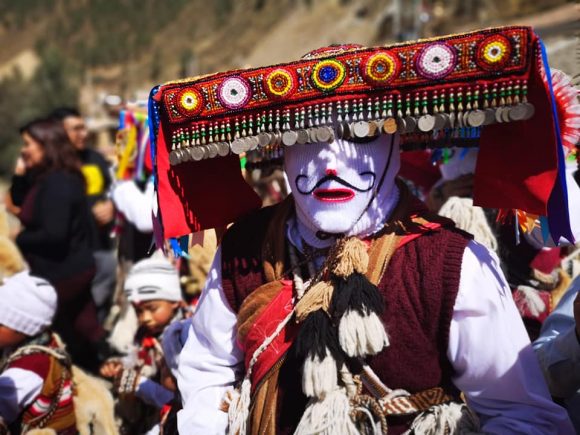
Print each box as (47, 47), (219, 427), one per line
(149, 26), (577, 245)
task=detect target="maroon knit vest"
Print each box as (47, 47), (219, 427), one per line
(221, 202), (471, 434)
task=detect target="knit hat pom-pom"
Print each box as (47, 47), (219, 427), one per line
(338, 309), (389, 357)
(295, 280), (334, 322)
(332, 237), (369, 278)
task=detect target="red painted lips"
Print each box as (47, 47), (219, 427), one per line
(313, 188), (355, 202)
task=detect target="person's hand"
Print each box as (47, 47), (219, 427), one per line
(574, 292), (580, 340)
(92, 199), (115, 226)
(159, 360), (177, 392)
(14, 157), (26, 176)
(100, 359), (123, 378)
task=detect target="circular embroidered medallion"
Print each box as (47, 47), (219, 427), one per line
(311, 59), (346, 92)
(415, 42), (457, 79)
(264, 68), (297, 99)
(361, 51), (399, 86)
(217, 76), (252, 110)
(177, 88), (203, 116)
(476, 34), (512, 71)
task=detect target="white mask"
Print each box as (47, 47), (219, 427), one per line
(284, 134), (400, 244)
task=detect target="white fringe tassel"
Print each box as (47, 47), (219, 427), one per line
(407, 402), (481, 435)
(439, 196), (498, 253)
(228, 378), (251, 435)
(338, 309), (389, 357)
(294, 388), (359, 435)
(302, 351), (338, 399)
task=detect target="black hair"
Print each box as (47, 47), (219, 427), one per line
(49, 107), (82, 121)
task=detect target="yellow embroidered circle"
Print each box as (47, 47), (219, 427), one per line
(265, 69), (296, 99)
(179, 89), (202, 114)
(363, 52), (399, 85)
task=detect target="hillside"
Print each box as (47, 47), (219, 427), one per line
(0, 0), (576, 178)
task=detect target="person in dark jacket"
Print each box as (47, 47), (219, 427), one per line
(10, 117), (105, 372)
(51, 107), (117, 324)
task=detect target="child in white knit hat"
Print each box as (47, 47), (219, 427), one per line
(0, 270), (76, 434)
(99, 253), (188, 434)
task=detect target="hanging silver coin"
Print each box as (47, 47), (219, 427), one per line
(337, 122), (345, 138)
(207, 143), (219, 158)
(217, 142), (230, 157)
(397, 118), (407, 133)
(433, 113), (447, 130)
(169, 150), (180, 166)
(418, 114), (435, 132)
(483, 108), (496, 125)
(343, 122), (353, 139)
(495, 107), (505, 124)
(315, 126), (332, 143)
(230, 138), (245, 154)
(353, 121), (370, 138)
(404, 116), (417, 133)
(190, 146), (205, 161)
(522, 102), (535, 120)
(282, 130), (298, 146)
(467, 110), (485, 127)
(296, 129), (310, 145)
(247, 137), (259, 151)
(447, 112), (456, 129)
(258, 132), (271, 147)
(180, 148), (191, 162)
(501, 107), (511, 123)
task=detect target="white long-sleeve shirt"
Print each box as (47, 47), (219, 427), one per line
(177, 241), (573, 434)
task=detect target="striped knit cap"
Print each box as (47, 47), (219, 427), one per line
(124, 254), (181, 304)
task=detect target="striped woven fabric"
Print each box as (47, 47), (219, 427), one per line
(382, 387), (453, 416)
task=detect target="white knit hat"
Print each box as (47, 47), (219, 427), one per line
(0, 270), (57, 336)
(124, 254), (181, 304)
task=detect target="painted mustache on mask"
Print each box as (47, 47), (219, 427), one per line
(295, 171), (376, 195)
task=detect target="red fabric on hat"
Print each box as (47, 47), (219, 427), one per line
(155, 123), (262, 238)
(474, 50), (559, 215)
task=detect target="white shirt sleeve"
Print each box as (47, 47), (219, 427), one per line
(533, 278), (580, 398)
(0, 368), (43, 423)
(111, 179), (154, 232)
(448, 240), (574, 435)
(176, 246), (244, 435)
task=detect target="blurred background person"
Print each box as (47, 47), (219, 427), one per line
(9, 117), (104, 372)
(51, 107), (117, 325)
